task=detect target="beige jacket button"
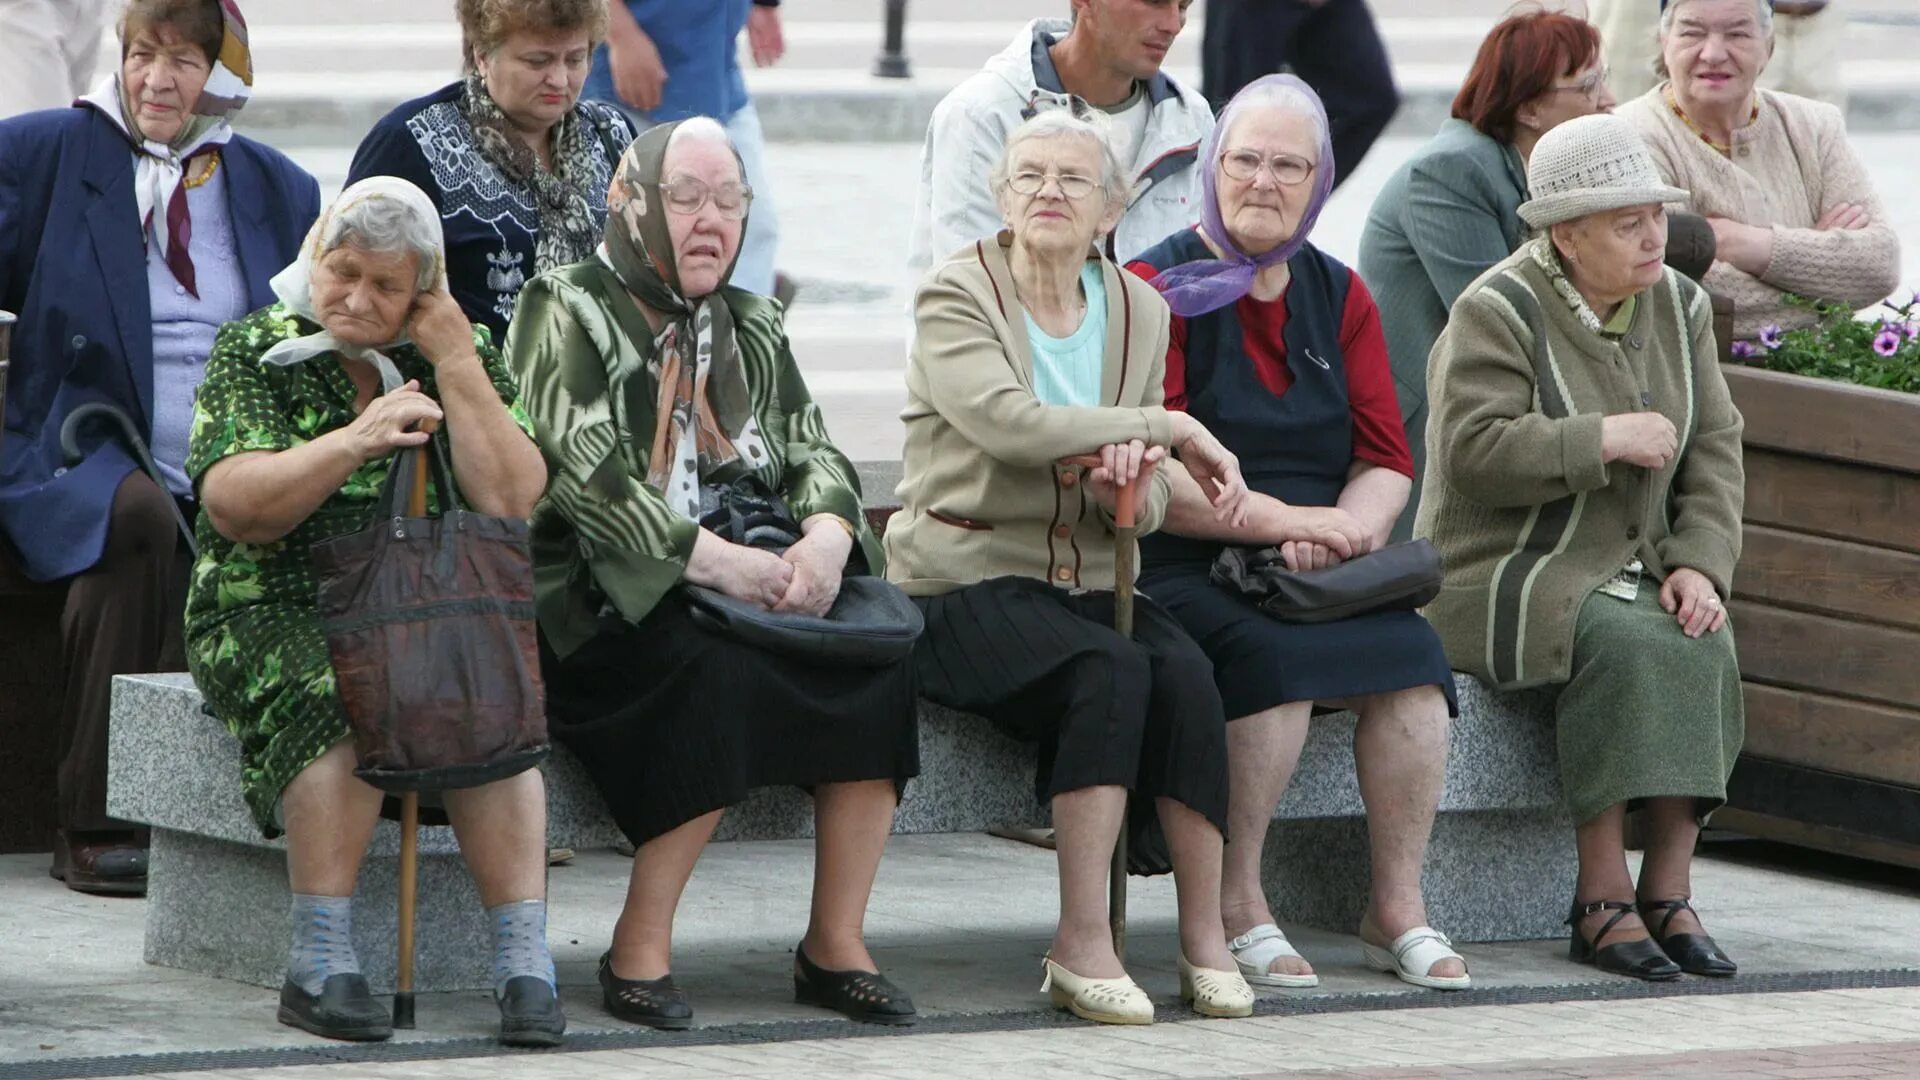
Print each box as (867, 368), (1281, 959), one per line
(1053, 524), (1070, 538)
(1060, 471), (1078, 487)
(1055, 566), (1072, 582)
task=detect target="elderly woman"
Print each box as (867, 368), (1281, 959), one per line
(1618, 0), (1900, 343)
(186, 179), (557, 1043)
(1128, 76), (1467, 993)
(347, 0), (637, 342)
(1358, 11), (1615, 541)
(0, 0), (316, 895)
(1418, 114), (1746, 981)
(892, 107), (1255, 1025)
(509, 119), (920, 1030)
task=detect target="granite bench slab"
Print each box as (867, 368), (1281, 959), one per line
(108, 671), (1572, 991)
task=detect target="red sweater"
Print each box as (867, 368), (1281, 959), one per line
(1124, 261), (1415, 479)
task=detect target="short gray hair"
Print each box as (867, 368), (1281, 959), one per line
(666, 115), (732, 154)
(990, 108), (1133, 208)
(324, 194), (442, 292)
(1659, 0), (1773, 38)
(1218, 80), (1328, 152)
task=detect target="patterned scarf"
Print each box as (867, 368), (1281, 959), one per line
(460, 71), (603, 276)
(78, 0), (253, 299)
(600, 122), (768, 519)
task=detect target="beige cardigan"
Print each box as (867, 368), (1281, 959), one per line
(886, 234), (1176, 596)
(1618, 87), (1901, 342)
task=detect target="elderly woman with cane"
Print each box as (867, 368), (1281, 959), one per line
(891, 106), (1256, 1025)
(1419, 114), (1746, 982)
(185, 177), (557, 1043)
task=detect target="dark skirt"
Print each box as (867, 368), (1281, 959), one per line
(911, 575), (1231, 835)
(1139, 560), (1459, 720)
(540, 591), (921, 846)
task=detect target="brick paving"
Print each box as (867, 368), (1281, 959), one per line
(1263, 1039), (1920, 1078)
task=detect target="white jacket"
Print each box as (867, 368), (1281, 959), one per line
(906, 19), (1215, 284)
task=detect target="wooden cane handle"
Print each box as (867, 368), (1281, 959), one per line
(1057, 453), (1145, 529)
(407, 417), (440, 518)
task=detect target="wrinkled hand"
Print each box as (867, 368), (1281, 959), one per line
(1661, 567), (1727, 638)
(1601, 412), (1678, 469)
(1171, 414), (1251, 527)
(607, 25), (668, 112)
(693, 535), (794, 608)
(344, 379), (442, 462)
(406, 286), (477, 367)
(773, 524), (850, 616)
(1705, 217), (1774, 275)
(1815, 202), (1869, 231)
(746, 5), (785, 67)
(1282, 506), (1372, 563)
(1084, 440), (1165, 515)
(1280, 541), (1344, 571)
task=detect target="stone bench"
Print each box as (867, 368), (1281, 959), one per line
(108, 671), (1570, 993)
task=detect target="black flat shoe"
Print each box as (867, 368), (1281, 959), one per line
(497, 975), (567, 1047)
(277, 974), (393, 1041)
(794, 943), (916, 1026)
(598, 952), (692, 1030)
(1566, 900), (1682, 981)
(1639, 898), (1738, 977)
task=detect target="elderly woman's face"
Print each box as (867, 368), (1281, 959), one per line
(476, 26), (592, 133)
(1520, 60), (1617, 138)
(1557, 204), (1670, 303)
(1663, 0), (1769, 110)
(310, 245), (423, 348)
(661, 138), (747, 298)
(1215, 108), (1319, 257)
(998, 136), (1117, 256)
(122, 25), (212, 145)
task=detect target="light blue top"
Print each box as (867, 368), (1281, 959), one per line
(148, 167), (249, 495)
(1022, 263), (1107, 408)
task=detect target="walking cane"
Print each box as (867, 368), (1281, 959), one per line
(391, 418), (438, 1030)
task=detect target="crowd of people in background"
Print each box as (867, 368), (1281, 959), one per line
(0, 0), (1903, 1051)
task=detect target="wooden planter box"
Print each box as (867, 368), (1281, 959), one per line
(1717, 365), (1920, 868)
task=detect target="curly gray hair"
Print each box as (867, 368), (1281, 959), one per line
(990, 107), (1134, 209)
(321, 193), (443, 293)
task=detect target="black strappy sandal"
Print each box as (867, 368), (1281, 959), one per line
(1567, 899), (1682, 981)
(794, 944), (917, 1025)
(1638, 898), (1738, 977)
(597, 951), (693, 1030)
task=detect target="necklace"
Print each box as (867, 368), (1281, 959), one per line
(1666, 90), (1756, 156)
(182, 150), (221, 190)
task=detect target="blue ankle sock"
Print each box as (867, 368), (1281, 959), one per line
(288, 893), (360, 997)
(489, 899), (556, 996)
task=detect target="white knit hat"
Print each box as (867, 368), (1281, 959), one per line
(1517, 114), (1689, 229)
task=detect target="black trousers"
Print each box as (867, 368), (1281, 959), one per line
(1201, 0), (1399, 189)
(59, 471), (190, 833)
(912, 576), (1230, 835)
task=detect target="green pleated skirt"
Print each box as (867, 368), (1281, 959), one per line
(1552, 587), (1745, 825)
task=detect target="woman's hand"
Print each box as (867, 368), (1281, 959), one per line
(1815, 202), (1870, 231)
(1084, 440), (1165, 514)
(1661, 567), (1727, 639)
(1280, 540), (1343, 571)
(1601, 412), (1678, 469)
(1705, 217), (1774, 277)
(1279, 506), (1372, 563)
(406, 287), (478, 368)
(342, 379), (442, 463)
(773, 520), (852, 616)
(1170, 413), (1251, 527)
(688, 531), (794, 609)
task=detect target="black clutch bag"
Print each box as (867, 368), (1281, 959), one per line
(1210, 539), (1444, 624)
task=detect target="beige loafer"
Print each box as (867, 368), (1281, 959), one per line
(1179, 955), (1255, 1018)
(1040, 957), (1154, 1025)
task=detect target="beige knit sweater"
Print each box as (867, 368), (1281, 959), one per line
(1618, 87), (1902, 342)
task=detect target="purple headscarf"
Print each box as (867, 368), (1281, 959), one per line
(1151, 74), (1337, 317)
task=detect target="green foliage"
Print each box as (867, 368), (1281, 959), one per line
(1737, 292), (1920, 395)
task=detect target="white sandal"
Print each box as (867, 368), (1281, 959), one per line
(1040, 957), (1154, 1025)
(1179, 955), (1255, 1018)
(1227, 923), (1320, 988)
(1361, 926), (1471, 991)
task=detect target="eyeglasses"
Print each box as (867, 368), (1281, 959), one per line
(1549, 66), (1611, 101)
(658, 176), (754, 220)
(1006, 170), (1100, 199)
(1218, 149), (1315, 186)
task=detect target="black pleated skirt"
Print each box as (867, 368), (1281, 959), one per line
(540, 591), (921, 846)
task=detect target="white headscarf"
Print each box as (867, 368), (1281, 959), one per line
(260, 177), (447, 392)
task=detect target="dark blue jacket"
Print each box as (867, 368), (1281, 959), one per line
(0, 106), (319, 582)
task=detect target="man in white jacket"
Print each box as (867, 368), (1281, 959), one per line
(907, 3), (1215, 280)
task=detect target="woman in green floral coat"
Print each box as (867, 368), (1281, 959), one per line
(185, 178), (561, 1046)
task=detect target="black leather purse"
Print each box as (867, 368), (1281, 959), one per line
(1210, 539), (1444, 623)
(680, 478), (924, 666)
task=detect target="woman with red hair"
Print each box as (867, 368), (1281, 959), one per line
(1358, 9), (1616, 540)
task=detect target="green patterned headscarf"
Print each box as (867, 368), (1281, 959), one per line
(601, 122), (768, 518)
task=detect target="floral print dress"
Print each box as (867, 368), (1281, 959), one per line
(183, 305), (532, 837)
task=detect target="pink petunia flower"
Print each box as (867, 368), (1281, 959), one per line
(1873, 329), (1902, 356)
(1731, 340), (1760, 359)
(1758, 325), (1784, 349)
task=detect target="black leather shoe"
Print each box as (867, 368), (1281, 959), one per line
(277, 974), (394, 1041)
(1567, 899), (1682, 981)
(794, 943), (916, 1026)
(497, 975), (567, 1047)
(1639, 898), (1738, 977)
(598, 952), (692, 1030)
(50, 830), (147, 897)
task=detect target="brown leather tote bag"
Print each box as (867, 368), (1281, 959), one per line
(311, 435), (549, 792)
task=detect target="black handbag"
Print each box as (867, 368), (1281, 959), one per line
(1210, 538), (1444, 623)
(680, 478), (923, 666)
